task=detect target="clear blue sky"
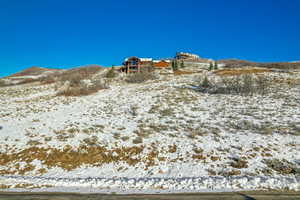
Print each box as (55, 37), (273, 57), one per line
(1, 0), (300, 77)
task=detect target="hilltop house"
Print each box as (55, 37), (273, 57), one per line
(175, 52), (200, 60)
(120, 52), (216, 73)
(122, 56), (153, 73)
(175, 52), (214, 70)
(153, 60), (171, 68)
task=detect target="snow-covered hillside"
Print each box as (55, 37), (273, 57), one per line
(0, 69), (299, 193)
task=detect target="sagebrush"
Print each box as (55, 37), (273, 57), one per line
(197, 74), (270, 95)
(126, 72), (157, 83)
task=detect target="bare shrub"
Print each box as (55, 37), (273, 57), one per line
(55, 65), (107, 96)
(18, 78), (39, 85)
(219, 74), (256, 95)
(265, 158), (300, 175)
(59, 65), (102, 83)
(40, 76), (56, 85)
(132, 136), (143, 144)
(230, 158), (249, 169)
(57, 79), (108, 97)
(219, 169), (241, 176)
(256, 75), (270, 95)
(126, 72), (157, 83)
(196, 74), (270, 96)
(83, 136), (99, 146)
(0, 80), (6, 87)
(105, 67), (116, 78)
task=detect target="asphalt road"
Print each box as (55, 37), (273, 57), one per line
(0, 192), (300, 200)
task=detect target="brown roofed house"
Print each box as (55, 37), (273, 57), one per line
(122, 56), (153, 73)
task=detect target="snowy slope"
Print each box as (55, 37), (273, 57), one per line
(0, 70), (299, 193)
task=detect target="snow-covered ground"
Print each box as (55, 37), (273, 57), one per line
(0, 70), (299, 193)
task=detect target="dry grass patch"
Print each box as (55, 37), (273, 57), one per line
(192, 154), (206, 160)
(0, 184), (11, 189)
(230, 158), (249, 169)
(0, 144), (167, 174)
(160, 108), (175, 117)
(272, 77), (300, 86)
(207, 169), (217, 175)
(168, 144), (177, 153)
(27, 140), (43, 146)
(82, 136), (99, 146)
(174, 70), (197, 75)
(193, 148), (204, 154)
(210, 156), (220, 161)
(220, 169), (242, 176)
(215, 68), (271, 76)
(8, 66), (57, 77)
(14, 183), (53, 189)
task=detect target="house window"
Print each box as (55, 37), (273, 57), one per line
(131, 60), (137, 66)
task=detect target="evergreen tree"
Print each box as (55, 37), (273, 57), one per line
(172, 60), (178, 71)
(209, 62), (213, 71)
(202, 76), (210, 88)
(214, 62), (218, 70)
(180, 60), (185, 68)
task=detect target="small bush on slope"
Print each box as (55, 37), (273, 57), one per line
(201, 75), (211, 88)
(0, 80), (6, 87)
(105, 67), (116, 78)
(230, 158), (249, 169)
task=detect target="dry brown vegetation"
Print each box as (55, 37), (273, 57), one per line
(40, 76), (56, 85)
(105, 67), (117, 78)
(258, 62), (300, 70)
(272, 77), (300, 86)
(126, 72), (157, 83)
(0, 79), (6, 87)
(0, 144), (167, 175)
(58, 65), (102, 82)
(197, 74), (270, 96)
(17, 78), (40, 85)
(264, 159), (300, 175)
(173, 70), (200, 75)
(56, 79), (108, 96)
(214, 68), (271, 76)
(7, 66), (59, 78)
(218, 59), (257, 68)
(0, 183), (53, 189)
(230, 158), (249, 169)
(54, 65), (107, 96)
(219, 59), (300, 70)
